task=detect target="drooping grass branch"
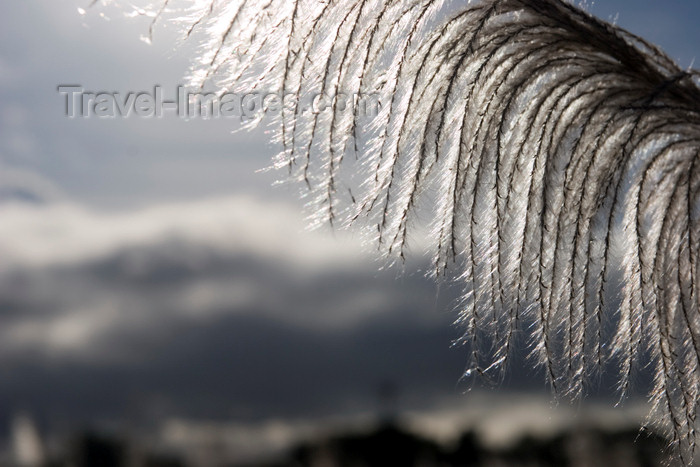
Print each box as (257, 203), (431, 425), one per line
(98, 0), (700, 461)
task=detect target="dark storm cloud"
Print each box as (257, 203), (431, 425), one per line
(0, 197), (472, 431)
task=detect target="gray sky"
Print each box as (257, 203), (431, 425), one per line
(1, 0), (698, 208)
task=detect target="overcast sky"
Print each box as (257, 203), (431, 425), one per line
(1, 0), (698, 208)
(0, 0), (698, 460)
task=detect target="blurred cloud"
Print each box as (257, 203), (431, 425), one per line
(0, 196), (369, 271)
(0, 168), (65, 205)
(0, 195), (388, 362)
(0, 195), (469, 433)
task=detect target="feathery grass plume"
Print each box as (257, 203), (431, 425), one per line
(97, 0), (700, 461)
